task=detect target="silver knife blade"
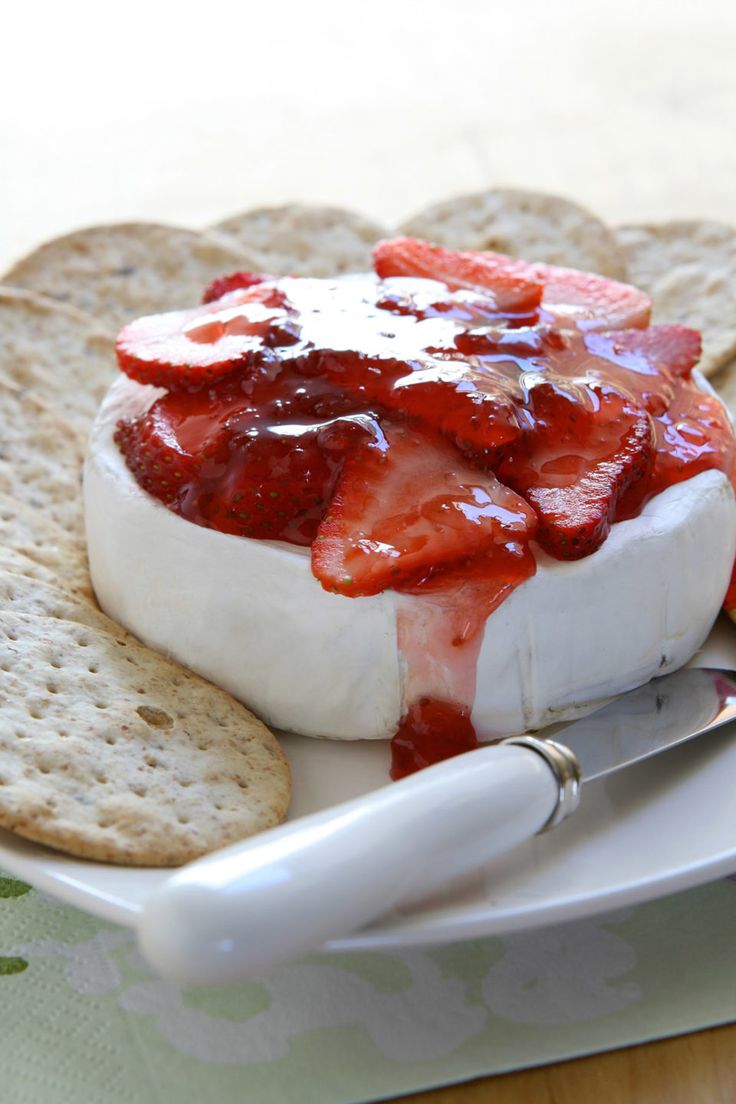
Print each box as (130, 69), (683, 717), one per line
(551, 667), (736, 782)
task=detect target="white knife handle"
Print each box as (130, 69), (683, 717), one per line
(137, 740), (579, 985)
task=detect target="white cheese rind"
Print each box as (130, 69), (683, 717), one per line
(471, 476), (736, 733)
(84, 376), (736, 741)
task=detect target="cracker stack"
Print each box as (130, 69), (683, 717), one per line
(0, 223), (292, 866)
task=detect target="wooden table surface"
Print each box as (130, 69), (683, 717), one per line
(3, 2), (735, 1099)
(403, 1024), (736, 1103)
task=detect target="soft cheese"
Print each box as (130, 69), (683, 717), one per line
(84, 376), (736, 741)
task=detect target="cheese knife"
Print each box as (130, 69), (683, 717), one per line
(137, 664), (736, 985)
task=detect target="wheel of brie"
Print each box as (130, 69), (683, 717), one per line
(84, 239), (736, 774)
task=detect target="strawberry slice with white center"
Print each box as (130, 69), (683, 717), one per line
(474, 251), (652, 331)
(372, 238), (544, 314)
(528, 261), (652, 331)
(116, 284), (297, 390)
(312, 421), (537, 597)
(372, 237), (651, 330)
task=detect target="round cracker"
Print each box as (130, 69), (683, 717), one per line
(399, 188), (627, 278)
(0, 612), (290, 866)
(0, 573), (109, 632)
(0, 287), (114, 431)
(616, 221), (736, 376)
(0, 546), (85, 594)
(2, 223), (259, 333)
(211, 203), (389, 276)
(0, 496), (92, 599)
(0, 383), (85, 538)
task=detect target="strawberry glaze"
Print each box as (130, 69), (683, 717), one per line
(115, 261), (736, 777)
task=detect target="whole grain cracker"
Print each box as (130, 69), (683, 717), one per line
(616, 221), (736, 376)
(0, 613), (291, 866)
(0, 382), (85, 538)
(2, 223), (260, 333)
(0, 546), (85, 593)
(0, 572), (109, 631)
(0, 287), (114, 431)
(211, 203), (389, 276)
(0, 494), (92, 599)
(399, 188), (627, 278)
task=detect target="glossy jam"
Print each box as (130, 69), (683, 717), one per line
(116, 275), (736, 774)
(391, 700), (478, 779)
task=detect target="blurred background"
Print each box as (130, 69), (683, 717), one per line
(2, 0), (735, 267)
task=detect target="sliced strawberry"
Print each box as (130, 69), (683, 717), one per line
(585, 324), (701, 380)
(372, 237), (649, 329)
(200, 431), (336, 543)
(497, 382), (654, 558)
(202, 271), (271, 304)
(114, 249), (732, 594)
(116, 387), (340, 544)
(372, 237), (544, 314)
(586, 325), (731, 516)
(116, 284), (295, 391)
(647, 378), (736, 499)
(312, 421), (537, 597)
(461, 249), (650, 331)
(115, 394), (208, 509)
(375, 284), (503, 327)
(530, 262), (651, 331)
(383, 361), (521, 463)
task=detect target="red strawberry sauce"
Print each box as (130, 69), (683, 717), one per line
(115, 247), (736, 778)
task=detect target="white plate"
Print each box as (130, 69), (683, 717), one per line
(2, 619), (736, 952)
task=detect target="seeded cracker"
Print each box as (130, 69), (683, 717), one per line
(0, 287), (114, 432)
(616, 221), (736, 377)
(399, 188), (627, 278)
(0, 613), (291, 865)
(211, 203), (390, 276)
(0, 384), (85, 538)
(2, 223), (260, 333)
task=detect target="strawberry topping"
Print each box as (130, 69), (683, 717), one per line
(201, 270), (272, 304)
(391, 700), (478, 779)
(585, 325), (701, 385)
(527, 260), (651, 331)
(497, 382), (654, 558)
(116, 283), (295, 390)
(111, 237), (736, 776)
(372, 237), (544, 314)
(311, 421), (536, 597)
(115, 370), (357, 545)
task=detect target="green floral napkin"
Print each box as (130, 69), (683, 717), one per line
(1, 874), (735, 1104)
